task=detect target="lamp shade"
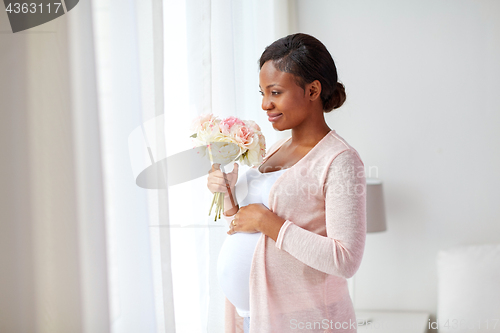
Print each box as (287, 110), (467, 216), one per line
(366, 178), (387, 233)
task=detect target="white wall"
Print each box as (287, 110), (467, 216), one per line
(294, 0), (500, 316)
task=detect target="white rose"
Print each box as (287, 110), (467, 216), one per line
(207, 141), (243, 165)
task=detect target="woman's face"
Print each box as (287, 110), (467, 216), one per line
(259, 61), (313, 131)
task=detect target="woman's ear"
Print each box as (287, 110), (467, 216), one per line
(307, 80), (322, 101)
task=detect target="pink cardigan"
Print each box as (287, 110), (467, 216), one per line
(222, 129), (366, 333)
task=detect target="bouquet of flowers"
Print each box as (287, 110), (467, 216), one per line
(190, 114), (266, 221)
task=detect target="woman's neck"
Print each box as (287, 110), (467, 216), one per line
(289, 117), (332, 148)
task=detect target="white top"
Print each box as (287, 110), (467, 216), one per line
(217, 167), (286, 317)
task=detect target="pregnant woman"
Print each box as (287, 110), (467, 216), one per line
(207, 33), (366, 333)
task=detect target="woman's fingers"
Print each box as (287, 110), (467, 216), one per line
(230, 162), (239, 174)
(209, 163), (222, 176)
(208, 164), (225, 182)
(207, 177), (228, 193)
(226, 214), (237, 235)
(227, 220), (237, 235)
(207, 163), (238, 194)
(228, 163), (238, 186)
(207, 165), (231, 194)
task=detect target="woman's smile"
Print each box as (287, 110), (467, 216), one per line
(267, 113), (283, 122)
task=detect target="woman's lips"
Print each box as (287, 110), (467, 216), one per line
(268, 113), (283, 122)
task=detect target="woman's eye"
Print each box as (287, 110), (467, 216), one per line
(259, 90), (280, 96)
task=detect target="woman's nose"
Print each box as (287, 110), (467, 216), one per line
(261, 96), (273, 110)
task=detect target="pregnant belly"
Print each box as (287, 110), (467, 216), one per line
(217, 232), (261, 314)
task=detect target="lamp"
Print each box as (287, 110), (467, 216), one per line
(349, 178), (387, 325)
(365, 178), (387, 233)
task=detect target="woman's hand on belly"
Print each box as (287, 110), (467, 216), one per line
(228, 203), (286, 241)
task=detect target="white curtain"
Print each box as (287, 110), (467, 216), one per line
(162, 1), (295, 332)
(0, 0), (294, 332)
(95, 0), (296, 331)
(92, 0), (183, 331)
(0, 1), (110, 332)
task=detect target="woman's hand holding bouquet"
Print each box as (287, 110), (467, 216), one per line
(190, 113), (266, 221)
(207, 162), (239, 216)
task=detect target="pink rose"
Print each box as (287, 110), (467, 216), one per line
(232, 124), (253, 146)
(219, 116), (246, 135)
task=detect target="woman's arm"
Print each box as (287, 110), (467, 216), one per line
(273, 149), (367, 279)
(223, 192), (239, 216)
(222, 197), (239, 227)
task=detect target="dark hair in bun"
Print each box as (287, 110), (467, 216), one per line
(259, 33), (346, 112)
